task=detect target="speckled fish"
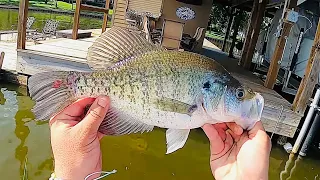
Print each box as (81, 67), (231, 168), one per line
(28, 27), (264, 154)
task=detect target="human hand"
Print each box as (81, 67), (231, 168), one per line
(50, 96), (110, 180)
(202, 121), (271, 180)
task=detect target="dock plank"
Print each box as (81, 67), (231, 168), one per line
(0, 42), (17, 71)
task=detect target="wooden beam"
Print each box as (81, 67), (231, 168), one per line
(231, 0), (252, 8)
(239, 0), (258, 66)
(222, 8), (234, 52)
(242, 0), (266, 69)
(264, 22), (293, 88)
(0, 52), (4, 69)
(72, 0), (81, 40)
(292, 20), (320, 114)
(264, 0), (298, 88)
(229, 10), (243, 58)
(17, 0), (29, 49)
(80, 4), (108, 13)
(102, 0), (110, 33)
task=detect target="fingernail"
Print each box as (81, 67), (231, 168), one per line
(97, 97), (108, 108)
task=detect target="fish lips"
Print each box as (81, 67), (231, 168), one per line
(237, 93), (264, 130)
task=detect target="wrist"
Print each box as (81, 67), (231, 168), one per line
(54, 159), (102, 180)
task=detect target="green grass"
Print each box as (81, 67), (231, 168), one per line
(205, 31), (225, 40)
(0, 0), (113, 15)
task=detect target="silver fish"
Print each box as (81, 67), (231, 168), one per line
(28, 27), (264, 154)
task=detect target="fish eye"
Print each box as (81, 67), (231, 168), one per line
(203, 81), (211, 89)
(236, 88), (245, 99)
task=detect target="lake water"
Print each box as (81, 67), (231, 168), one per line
(0, 9), (104, 31)
(1, 82), (320, 179)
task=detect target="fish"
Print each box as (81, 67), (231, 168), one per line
(27, 27), (264, 154)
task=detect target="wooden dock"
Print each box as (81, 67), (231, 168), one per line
(0, 32), (302, 137)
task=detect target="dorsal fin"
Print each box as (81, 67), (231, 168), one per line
(87, 26), (162, 70)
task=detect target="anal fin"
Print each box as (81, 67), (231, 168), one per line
(166, 129), (190, 154)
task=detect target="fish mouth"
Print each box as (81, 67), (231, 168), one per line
(245, 93), (264, 130)
(255, 93), (264, 120)
(237, 92), (264, 130)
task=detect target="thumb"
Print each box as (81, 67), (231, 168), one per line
(78, 96), (110, 135)
(202, 124), (225, 154)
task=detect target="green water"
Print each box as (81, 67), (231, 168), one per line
(1, 82), (320, 180)
(0, 9), (104, 31)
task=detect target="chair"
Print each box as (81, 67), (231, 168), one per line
(181, 27), (205, 51)
(26, 17), (36, 30)
(29, 19), (59, 43)
(160, 19), (184, 50)
(125, 9), (143, 30)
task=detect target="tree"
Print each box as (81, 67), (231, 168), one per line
(229, 10), (249, 58)
(208, 3), (230, 34)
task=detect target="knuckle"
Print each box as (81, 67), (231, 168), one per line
(89, 109), (102, 119)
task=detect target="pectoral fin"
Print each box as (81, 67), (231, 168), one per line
(153, 98), (197, 116)
(166, 129), (190, 154)
(99, 106), (154, 135)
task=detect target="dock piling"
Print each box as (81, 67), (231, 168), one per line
(299, 109), (320, 156)
(0, 52), (4, 69)
(292, 74), (320, 153)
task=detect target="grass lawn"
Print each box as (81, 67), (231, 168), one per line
(205, 32), (225, 40)
(0, 0), (113, 15)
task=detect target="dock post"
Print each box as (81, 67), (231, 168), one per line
(292, 75), (320, 153)
(0, 52), (4, 69)
(299, 108), (320, 156)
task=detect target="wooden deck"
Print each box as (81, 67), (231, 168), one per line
(1, 31), (302, 137)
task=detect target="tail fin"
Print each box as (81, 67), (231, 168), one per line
(28, 71), (76, 121)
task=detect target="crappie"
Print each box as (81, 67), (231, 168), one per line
(28, 27), (264, 154)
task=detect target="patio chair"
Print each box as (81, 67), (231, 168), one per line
(160, 19), (185, 50)
(125, 9), (143, 30)
(26, 17), (36, 30)
(28, 19), (59, 43)
(181, 27), (205, 51)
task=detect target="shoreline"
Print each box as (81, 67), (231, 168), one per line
(0, 4), (111, 19)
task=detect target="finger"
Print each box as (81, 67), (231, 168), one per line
(97, 132), (105, 140)
(248, 121), (266, 139)
(213, 123), (228, 130)
(50, 98), (96, 126)
(226, 129), (241, 143)
(77, 96), (110, 135)
(213, 123), (227, 141)
(226, 122), (243, 135)
(247, 121), (271, 151)
(202, 124), (225, 154)
(210, 130), (234, 164)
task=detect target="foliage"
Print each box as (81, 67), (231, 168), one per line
(208, 3), (249, 36)
(208, 3), (230, 34)
(0, 0), (113, 14)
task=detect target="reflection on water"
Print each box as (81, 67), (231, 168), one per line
(0, 9), (104, 31)
(279, 154), (300, 180)
(0, 82), (320, 180)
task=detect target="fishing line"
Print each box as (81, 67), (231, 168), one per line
(84, 169), (117, 180)
(271, 105), (284, 140)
